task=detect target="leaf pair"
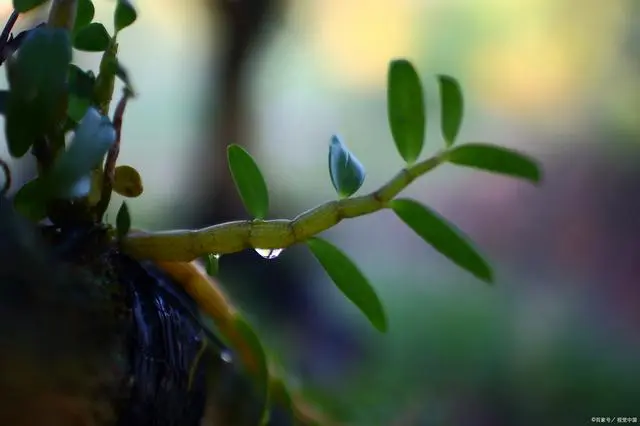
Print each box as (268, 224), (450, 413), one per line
(387, 59), (465, 162)
(73, 0), (137, 52)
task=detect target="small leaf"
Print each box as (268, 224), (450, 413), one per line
(74, 0), (95, 34)
(67, 65), (96, 122)
(0, 90), (8, 114)
(13, 178), (47, 221)
(116, 201), (131, 239)
(205, 253), (220, 277)
(114, 0), (138, 33)
(438, 75), (464, 146)
(73, 22), (111, 52)
(387, 59), (426, 164)
(49, 107), (116, 197)
(227, 145), (270, 219)
(12, 0), (48, 13)
(234, 316), (270, 420)
(6, 27), (72, 158)
(447, 143), (541, 183)
(113, 165), (143, 197)
(390, 198), (493, 283)
(328, 135), (366, 198)
(306, 237), (387, 332)
(109, 59), (136, 95)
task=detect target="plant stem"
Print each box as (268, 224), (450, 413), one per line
(122, 151), (447, 261)
(47, 0), (77, 30)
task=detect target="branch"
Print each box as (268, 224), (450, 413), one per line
(122, 151), (446, 261)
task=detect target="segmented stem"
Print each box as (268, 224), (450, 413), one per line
(122, 152), (446, 261)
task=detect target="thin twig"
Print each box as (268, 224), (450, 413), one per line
(96, 89), (131, 220)
(0, 10), (20, 66)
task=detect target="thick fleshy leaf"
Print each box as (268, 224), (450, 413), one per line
(49, 107), (116, 197)
(387, 59), (425, 164)
(447, 143), (541, 183)
(306, 237), (387, 332)
(13, 178), (47, 221)
(113, 165), (143, 197)
(438, 75), (464, 146)
(391, 198), (493, 283)
(227, 144), (269, 219)
(5, 27), (72, 158)
(12, 0), (48, 12)
(234, 316), (269, 420)
(116, 201), (131, 239)
(73, 22), (111, 52)
(114, 0), (138, 33)
(74, 0), (95, 33)
(328, 135), (366, 198)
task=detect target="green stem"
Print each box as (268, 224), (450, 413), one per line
(47, 0), (77, 31)
(122, 151), (447, 261)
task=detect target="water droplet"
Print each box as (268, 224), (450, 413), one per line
(254, 248), (283, 259)
(220, 350), (233, 363)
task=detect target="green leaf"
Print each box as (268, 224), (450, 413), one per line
(73, 0), (95, 34)
(13, 178), (47, 222)
(5, 27), (72, 158)
(447, 143), (542, 183)
(12, 0), (48, 13)
(387, 59), (426, 164)
(116, 201), (131, 239)
(234, 316), (270, 421)
(49, 107), (116, 197)
(390, 198), (493, 283)
(73, 22), (111, 52)
(0, 90), (8, 114)
(306, 237), (387, 332)
(269, 376), (293, 417)
(107, 59), (135, 95)
(227, 144), (270, 219)
(328, 135), (366, 198)
(113, 165), (143, 198)
(68, 65), (96, 99)
(438, 75), (464, 146)
(114, 0), (138, 33)
(205, 253), (220, 277)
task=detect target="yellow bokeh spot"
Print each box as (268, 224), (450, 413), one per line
(311, 0), (415, 89)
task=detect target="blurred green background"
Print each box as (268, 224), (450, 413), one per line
(1, 0), (639, 424)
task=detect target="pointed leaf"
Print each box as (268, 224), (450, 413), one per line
(116, 201), (131, 239)
(438, 75), (464, 146)
(49, 107), (116, 197)
(74, 0), (95, 34)
(113, 165), (143, 197)
(227, 144), (269, 219)
(390, 198), (493, 283)
(447, 143), (541, 183)
(306, 237), (387, 332)
(328, 135), (366, 198)
(387, 59), (425, 164)
(73, 22), (111, 52)
(13, 0), (48, 12)
(114, 0), (138, 33)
